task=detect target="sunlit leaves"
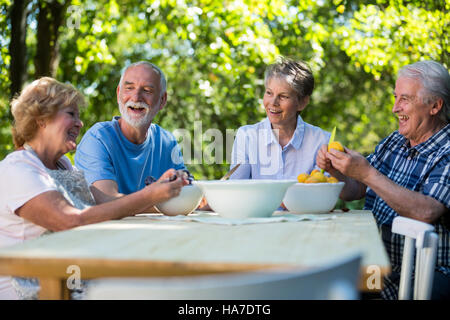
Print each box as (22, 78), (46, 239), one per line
(0, 0), (447, 185)
(338, 1), (448, 78)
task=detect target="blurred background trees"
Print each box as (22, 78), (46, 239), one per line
(1, 0), (449, 188)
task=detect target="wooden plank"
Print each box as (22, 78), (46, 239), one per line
(0, 257), (284, 279)
(39, 278), (67, 300)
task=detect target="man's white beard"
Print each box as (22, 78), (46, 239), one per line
(119, 100), (153, 128)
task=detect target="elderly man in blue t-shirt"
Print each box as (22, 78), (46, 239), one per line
(316, 60), (449, 300)
(75, 61), (186, 202)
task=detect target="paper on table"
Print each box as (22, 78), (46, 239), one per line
(138, 211), (337, 226)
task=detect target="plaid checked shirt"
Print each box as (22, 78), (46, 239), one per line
(364, 124), (450, 299)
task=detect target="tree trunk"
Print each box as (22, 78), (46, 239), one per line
(34, 0), (70, 78)
(9, 0), (30, 99)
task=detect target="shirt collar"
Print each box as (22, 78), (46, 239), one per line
(263, 115), (305, 150)
(414, 123), (450, 155)
(262, 117), (277, 146)
(291, 115), (305, 150)
(399, 123), (449, 156)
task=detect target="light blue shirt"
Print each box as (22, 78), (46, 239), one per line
(230, 116), (330, 179)
(74, 117), (185, 194)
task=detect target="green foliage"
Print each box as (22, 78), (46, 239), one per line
(0, 0), (12, 156)
(1, 0), (448, 200)
(338, 1), (449, 77)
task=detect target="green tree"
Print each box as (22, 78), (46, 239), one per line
(1, 0), (448, 185)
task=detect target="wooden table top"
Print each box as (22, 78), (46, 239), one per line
(0, 210), (391, 298)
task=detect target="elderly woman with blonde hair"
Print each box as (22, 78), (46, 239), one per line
(0, 77), (188, 299)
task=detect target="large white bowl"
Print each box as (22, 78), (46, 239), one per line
(283, 182), (345, 214)
(156, 184), (203, 216)
(193, 179), (297, 219)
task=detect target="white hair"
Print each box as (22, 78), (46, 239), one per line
(118, 61), (167, 95)
(398, 60), (449, 123)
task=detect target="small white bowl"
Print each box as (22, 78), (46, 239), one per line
(283, 182), (345, 214)
(193, 179), (297, 219)
(156, 184), (203, 216)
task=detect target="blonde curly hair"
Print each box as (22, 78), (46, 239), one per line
(11, 77), (85, 148)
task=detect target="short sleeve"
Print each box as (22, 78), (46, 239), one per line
(422, 160), (450, 209)
(0, 155), (57, 213)
(74, 131), (117, 185)
(168, 135), (187, 171)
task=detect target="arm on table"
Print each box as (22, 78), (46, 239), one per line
(359, 166), (446, 224)
(16, 169), (187, 231)
(90, 179), (159, 213)
(318, 145), (447, 224)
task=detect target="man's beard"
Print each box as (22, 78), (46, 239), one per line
(119, 100), (154, 128)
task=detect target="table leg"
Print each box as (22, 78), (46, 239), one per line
(39, 277), (70, 300)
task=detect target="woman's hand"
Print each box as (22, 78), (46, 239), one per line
(145, 169), (189, 203)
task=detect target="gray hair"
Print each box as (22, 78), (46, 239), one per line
(398, 60), (450, 123)
(119, 61), (167, 95)
(264, 57), (314, 101)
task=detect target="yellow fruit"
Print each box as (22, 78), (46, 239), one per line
(327, 176), (339, 183)
(297, 173), (309, 183)
(305, 176), (321, 184)
(310, 169), (320, 175)
(328, 141), (344, 152)
(311, 171), (327, 183)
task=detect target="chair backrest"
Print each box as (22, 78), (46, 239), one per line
(85, 253), (362, 300)
(392, 216), (439, 300)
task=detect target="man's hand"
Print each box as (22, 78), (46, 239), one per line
(316, 144), (368, 201)
(326, 147), (372, 183)
(316, 144), (340, 177)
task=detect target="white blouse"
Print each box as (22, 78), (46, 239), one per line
(0, 150), (95, 299)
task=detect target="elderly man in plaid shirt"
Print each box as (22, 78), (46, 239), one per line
(316, 60), (449, 299)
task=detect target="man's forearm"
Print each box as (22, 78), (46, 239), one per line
(361, 167), (446, 223)
(339, 175), (367, 201)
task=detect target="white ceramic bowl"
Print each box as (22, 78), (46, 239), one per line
(193, 179), (297, 219)
(283, 182), (345, 214)
(156, 184), (203, 216)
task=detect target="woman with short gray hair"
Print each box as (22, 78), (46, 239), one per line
(229, 57), (330, 180)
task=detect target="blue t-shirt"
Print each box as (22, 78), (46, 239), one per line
(74, 117), (186, 194)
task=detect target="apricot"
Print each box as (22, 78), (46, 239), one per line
(297, 173), (309, 183)
(305, 176), (321, 184)
(297, 171), (340, 184)
(327, 176), (339, 183)
(328, 141), (344, 152)
(311, 171), (327, 183)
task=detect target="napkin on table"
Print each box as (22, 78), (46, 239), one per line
(138, 211), (337, 226)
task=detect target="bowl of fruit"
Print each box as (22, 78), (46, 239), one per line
(283, 170), (345, 214)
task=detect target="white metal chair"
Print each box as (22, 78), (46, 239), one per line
(85, 253), (361, 300)
(391, 216), (439, 300)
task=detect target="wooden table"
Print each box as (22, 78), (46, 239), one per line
(0, 210), (390, 299)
